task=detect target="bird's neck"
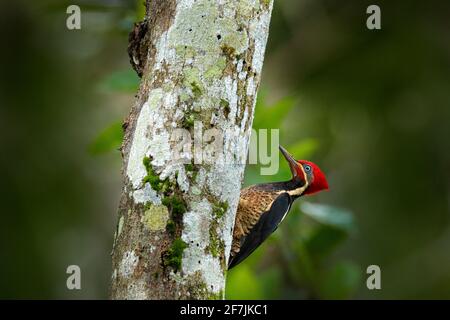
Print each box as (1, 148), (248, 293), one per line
(284, 179), (308, 198)
(260, 179), (307, 199)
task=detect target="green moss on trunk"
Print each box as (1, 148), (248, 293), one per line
(163, 238), (188, 272)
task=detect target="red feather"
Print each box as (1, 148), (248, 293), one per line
(298, 160), (329, 195)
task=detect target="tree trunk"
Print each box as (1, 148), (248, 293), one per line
(110, 0), (274, 299)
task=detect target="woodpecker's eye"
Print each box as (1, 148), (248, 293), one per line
(303, 164), (312, 173)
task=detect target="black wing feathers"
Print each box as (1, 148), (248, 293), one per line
(228, 193), (292, 269)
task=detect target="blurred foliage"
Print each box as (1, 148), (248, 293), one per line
(98, 69), (139, 93)
(301, 202), (355, 233)
(252, 93), (296, 130)
(89, 69), (138, 156)
(2, 0), (450, 299)
(88, 121), (123, 155)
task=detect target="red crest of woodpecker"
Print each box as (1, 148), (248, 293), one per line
(228, 145), (328, 269)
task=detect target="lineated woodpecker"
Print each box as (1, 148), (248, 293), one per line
(228, 146), (329, 269)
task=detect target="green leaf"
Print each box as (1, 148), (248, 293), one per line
(88, 121), (123, 155)
(259, 268), (283, 299)
(99, 69), (140, 93)
(318, 261), (361, 299)
(300, 202), (356, 233)
(304, 225), (347, 258)
(226, 265), (264, 300)
(135, 0), (146, 20)
(287, 138), (320, 160)
(253, 96), (296, 130)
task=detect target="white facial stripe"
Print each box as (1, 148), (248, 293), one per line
(287, 184), (308, 196)
(299, 163), (309, 185)
(288, 164), (309, 196)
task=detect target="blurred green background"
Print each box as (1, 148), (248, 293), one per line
(1, 0), (449, 299)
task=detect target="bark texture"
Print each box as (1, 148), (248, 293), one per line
(111, 0), (274, 299)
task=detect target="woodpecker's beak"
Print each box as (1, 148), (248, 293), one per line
(279, 145), (299, 179)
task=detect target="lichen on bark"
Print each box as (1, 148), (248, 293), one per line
(111, 0), (274, 300)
